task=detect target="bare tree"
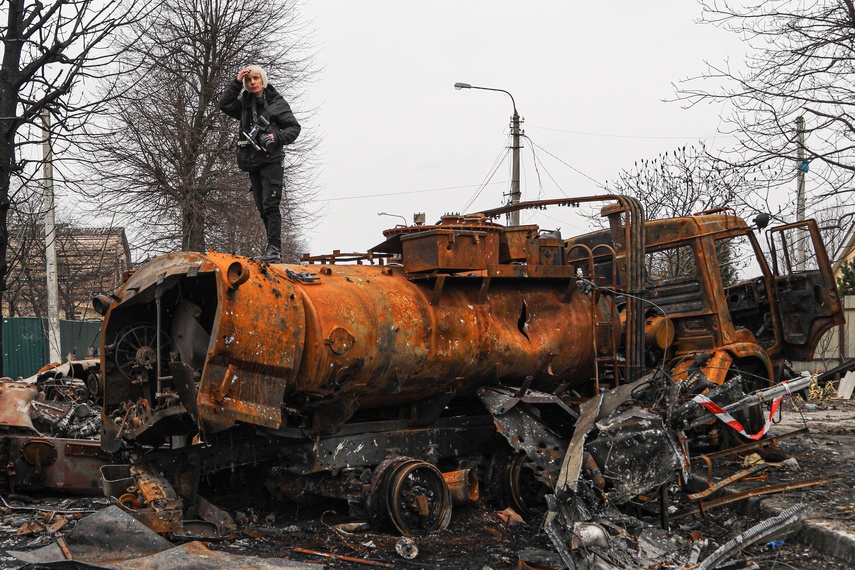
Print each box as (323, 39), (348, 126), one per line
(85, 0), (317, 257)
(604, 144), (756, 284)
(204, 186), (309, 262)
(603, 144), (744, 221)
(0, 0), (149, 374)
(4, 189), (46, 318)
(675, 1), (855, 218)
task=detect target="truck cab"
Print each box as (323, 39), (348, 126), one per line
(564, 207), (842, 389)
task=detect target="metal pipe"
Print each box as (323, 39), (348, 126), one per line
(685, 374), (813, 429)
(156, 294), (162, 396)
(442, 469), (479, 505)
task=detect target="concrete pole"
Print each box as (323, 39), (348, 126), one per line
(510, 112), (521, 226)
(795, 115), (806, 271)
(42, 109), (61, 363)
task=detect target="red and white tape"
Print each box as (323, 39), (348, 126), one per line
(691, 387), (786, 441)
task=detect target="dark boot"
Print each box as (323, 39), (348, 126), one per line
(258, 244), (281, 263)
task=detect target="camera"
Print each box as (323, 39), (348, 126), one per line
(242, 115), (275, 153)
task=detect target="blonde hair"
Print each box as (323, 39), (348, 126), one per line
(243, 65), (268, 88)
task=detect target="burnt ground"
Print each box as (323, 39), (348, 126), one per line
(0, 397), (852, 569)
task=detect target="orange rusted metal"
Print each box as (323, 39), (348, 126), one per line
(672, 350), (733, 386)
(110, 466), (183, 533)
(644, 315), (675, 350)
(102, 250), (606, 438)
(100, 197), (651, 444)
(673, 477), (839, 519)
(0, 382), (39, 432)
(686, 463), (767, 501)
(442, 468), (479, 505)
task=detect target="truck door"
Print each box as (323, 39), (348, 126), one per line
(766, 220), (843, 360)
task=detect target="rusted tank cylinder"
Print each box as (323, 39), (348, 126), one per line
(285, 263), (603, 410)
(103, 252), (609, 435)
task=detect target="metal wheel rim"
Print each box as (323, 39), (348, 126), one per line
(385, 459), (450, 536)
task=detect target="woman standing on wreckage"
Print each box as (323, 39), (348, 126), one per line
(219, 65), (301, 263)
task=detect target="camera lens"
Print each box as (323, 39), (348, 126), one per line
(258, 133), (274, 151)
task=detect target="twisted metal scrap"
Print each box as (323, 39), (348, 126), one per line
(697, 503), (810, 570)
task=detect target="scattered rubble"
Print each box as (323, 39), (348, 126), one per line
(8, 506), (316, 569)
(1, 372), (850, 569)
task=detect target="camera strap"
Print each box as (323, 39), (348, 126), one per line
(250, 95), (268, 125)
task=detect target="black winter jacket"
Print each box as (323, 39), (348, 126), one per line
(218, 80), (301, 172)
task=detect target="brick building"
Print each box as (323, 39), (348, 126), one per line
(4, 226), (131, 320)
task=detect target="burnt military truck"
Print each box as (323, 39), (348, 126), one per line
(76, 196), (842, 537)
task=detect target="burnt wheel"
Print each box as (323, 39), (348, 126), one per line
(368, 458), (451, 536)
(504, 452), (549, 518)
(485, 450), (549, 519)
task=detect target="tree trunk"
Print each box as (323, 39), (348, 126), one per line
(0, 114), (17, 379)
(0, 0), (27, 377)
(0, 164), (9, 377)
(181, 207), (206, 252)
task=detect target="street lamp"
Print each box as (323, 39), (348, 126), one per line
(454, 82), (522, 226)
(377, 211), (408, 227)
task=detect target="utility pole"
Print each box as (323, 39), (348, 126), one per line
(42, 109), (61, 363)
(510, 111), (522, 226)
(796, 115), (806, 271)
(454, 82), (523, 225)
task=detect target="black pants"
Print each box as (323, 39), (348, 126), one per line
(248, 161), (284, 250)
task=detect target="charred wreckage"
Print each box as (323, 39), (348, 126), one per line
(0, 196), (845, 568)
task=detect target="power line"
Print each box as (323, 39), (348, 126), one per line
(528, 139), (568, 198)
(317, 181), (506, 203)
(526, 137), (605, 188)
(461, 137), (512, 213)
(527, 124), (735, 141)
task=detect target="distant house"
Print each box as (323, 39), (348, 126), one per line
(833, 225), (855, 280)
(4, 226), (131, 320)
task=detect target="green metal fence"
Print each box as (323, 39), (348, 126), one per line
(2, 317), (102, 379)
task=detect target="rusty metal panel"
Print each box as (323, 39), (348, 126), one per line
(400, 229), (497, 273)
(6, 435), (111, 493)
(526, 237), (564, 266)
(499, 225), (537, 262)
(196, 257), (306, 434)
(0, 382), (39, 431)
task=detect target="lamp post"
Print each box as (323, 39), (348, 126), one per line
(454, 82), (522, 226)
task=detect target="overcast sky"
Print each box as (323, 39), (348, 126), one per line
(51, 2), (747, 261)
(296, 1), (746, 257)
